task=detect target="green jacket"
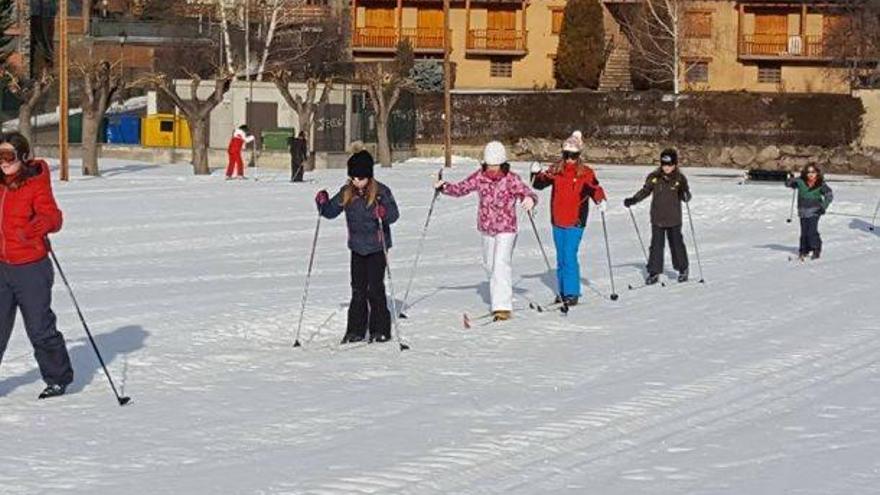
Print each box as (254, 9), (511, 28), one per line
(786, 177), (833, 218)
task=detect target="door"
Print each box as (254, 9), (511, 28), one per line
(753, 13), (788, 54)
(364, 8), (396, 47)
(417, 8), (444, 49)
(487, 9), (517, 50)
(246, 101), (278, 152)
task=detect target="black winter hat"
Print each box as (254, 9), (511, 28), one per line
(660, 148), (678, 165)
(347, 150), (375, 179)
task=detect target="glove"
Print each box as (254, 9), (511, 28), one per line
(623, 197), (635, 208)
(530, 162), (544, 174)
(315, 190), (329, 207)
(681, 190), (692, 203)
(521, 196), (536, 212)
(434, 180), (447, 191)
(596, 200), (607, 213)
(374, 204), (387, 220)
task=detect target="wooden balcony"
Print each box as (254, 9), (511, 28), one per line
(739, 34), (830, 61)
(466, 30), (528, 56)
(353, 27), (446, 53)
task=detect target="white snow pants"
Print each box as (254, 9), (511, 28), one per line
(481, 233), (517, 312)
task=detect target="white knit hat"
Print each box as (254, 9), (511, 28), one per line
(562, 130), (583, 153)
(483, 141), (507, 166)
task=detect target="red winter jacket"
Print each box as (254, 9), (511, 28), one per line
(0, 160), (63, 265)
(532, 161), (606, 228)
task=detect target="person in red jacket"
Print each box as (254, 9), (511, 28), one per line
(225, 125), (255, 179)
(530, 131), (607, 306)
(0, 131), (73, 399)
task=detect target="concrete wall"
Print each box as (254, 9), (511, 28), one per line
(856, 89), (880, 149)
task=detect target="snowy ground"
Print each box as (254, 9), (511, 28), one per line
(1, 159), (879, 494)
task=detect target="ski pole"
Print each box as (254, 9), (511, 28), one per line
(627, 206), (649, 264)
(599, 210), (619, 301)
(293, 213), (322, 347)
(399, 168), (443, 318)
(684, 202), (705, 283)
(870, 197), (880, 232)
(526, 209), (568, 313)
(787, 187), (796, 223)
(377, 217), (409, 351)
(48, 248), (131, 406)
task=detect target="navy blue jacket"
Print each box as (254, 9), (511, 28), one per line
(318, 182), (399, 255)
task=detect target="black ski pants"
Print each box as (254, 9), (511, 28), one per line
(0, 258), (73, 387)
(647, 224), (689, 276)
(799, 216), (822, 255)
(347, 251), (391, 340)
(291, 157), (304, 182)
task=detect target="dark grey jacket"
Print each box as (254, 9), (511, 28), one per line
(786, 177), (833, 219)
(318, 182), (400, 255)
(630, 169), (691, 228)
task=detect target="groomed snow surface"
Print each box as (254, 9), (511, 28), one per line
(1, 159), (879, 494)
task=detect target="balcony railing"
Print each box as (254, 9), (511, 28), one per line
(466, 29), (528, 55)
(739, 34), (828, 60)
(353, 27), (446, 52)
(89, 19), (213, 41)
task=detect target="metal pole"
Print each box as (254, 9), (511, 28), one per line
(442, 0), (452, 168)
(59, 0), (69, 181)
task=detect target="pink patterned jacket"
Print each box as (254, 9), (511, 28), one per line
(441, 170), (538, 235)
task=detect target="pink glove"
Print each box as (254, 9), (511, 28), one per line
(374, 204), (387, 220)
(315, 190), (329, 206)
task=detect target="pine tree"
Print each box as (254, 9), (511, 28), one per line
(554, 0), (605, 89)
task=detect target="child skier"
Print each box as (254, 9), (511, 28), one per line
(315, 146), (399, 343)
(530, 131), (607, 306)
(623, 149), (691, 285)
(434, 141), (538, 321)
(786, 164), (833, 260)
(225, 125), (255, 180)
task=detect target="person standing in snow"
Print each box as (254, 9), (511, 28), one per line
(786, 164), (833, 260)
(623, 149), (691, 285)
(288, 130), (308, 183)
(530, 131), (607, 306)
(225, 125), (255, 180)
(315, 145), (400, 344)
(434, 141), (538, 321)
(0, 132), (74, 399)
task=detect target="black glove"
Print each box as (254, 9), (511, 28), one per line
(623, 197), (635, 208)
(681, 190), (692, 203)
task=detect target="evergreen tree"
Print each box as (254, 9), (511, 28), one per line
(554, 0), (605, 89)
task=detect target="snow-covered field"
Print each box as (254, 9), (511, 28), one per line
(1, 159), (879, 494)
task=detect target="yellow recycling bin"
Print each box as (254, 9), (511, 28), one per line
(141, 114), (192, 148)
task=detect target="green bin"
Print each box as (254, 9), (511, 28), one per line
(261, 128), (294, 151)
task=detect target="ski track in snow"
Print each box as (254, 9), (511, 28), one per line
(0, 161), (878, 494)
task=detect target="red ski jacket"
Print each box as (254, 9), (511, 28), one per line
(0, 160), (63, 265)
(532, 161), (606, 228)
(227, 129), (254, 155)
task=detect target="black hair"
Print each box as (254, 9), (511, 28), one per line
(238, 125), (249, 132)
(800, 163), (825, 186)
(481, 162), (510, 174)
(0, 131), (32, 162)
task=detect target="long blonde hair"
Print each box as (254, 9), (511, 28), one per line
(341, 178), (379, 207)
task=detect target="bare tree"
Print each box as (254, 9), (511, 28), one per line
(823, 0), (880, 89)
(356, 42), (415, 167)
(273, 71), (332, 144)
(74, 61), (124, 176)
(135, 71), (234, 175)
(1, 68), (53, 142)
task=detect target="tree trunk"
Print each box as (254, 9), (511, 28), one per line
(17, 105), (33, 143)
(81, 110), (102, 176)
(376, 112), (392, 167)
(190, 117), (212, 175)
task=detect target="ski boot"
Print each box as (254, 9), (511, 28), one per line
(645, 274), (660, 286)
(492, 310), (511, 322)
(562, 296), (579, 307)
(369, 332), (392, 343)
(811, 250), (821, 260)
(38, 384), (66, 400)
(340, 332), (366, 344)
(677, 270), (689, 283)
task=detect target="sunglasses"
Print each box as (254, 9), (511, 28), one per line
(562, 151), (580, 160)
(0, 150), (17, 163)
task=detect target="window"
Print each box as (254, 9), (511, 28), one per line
(684, 11), (712, 39)
(685, 61), (709, 83)
(159, 120), (174, 133)
(757, 63), (782, 84)
(490, 58), (513, 78)
(551, 9), (564, 35)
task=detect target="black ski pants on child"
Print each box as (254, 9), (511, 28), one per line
(799, 216), (822, 255)
(0, 258), (74, 387)
(647, 225), (689, 276)
(347, 251), (391, 340)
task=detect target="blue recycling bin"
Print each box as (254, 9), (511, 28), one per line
(105, 113), (142, 145)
